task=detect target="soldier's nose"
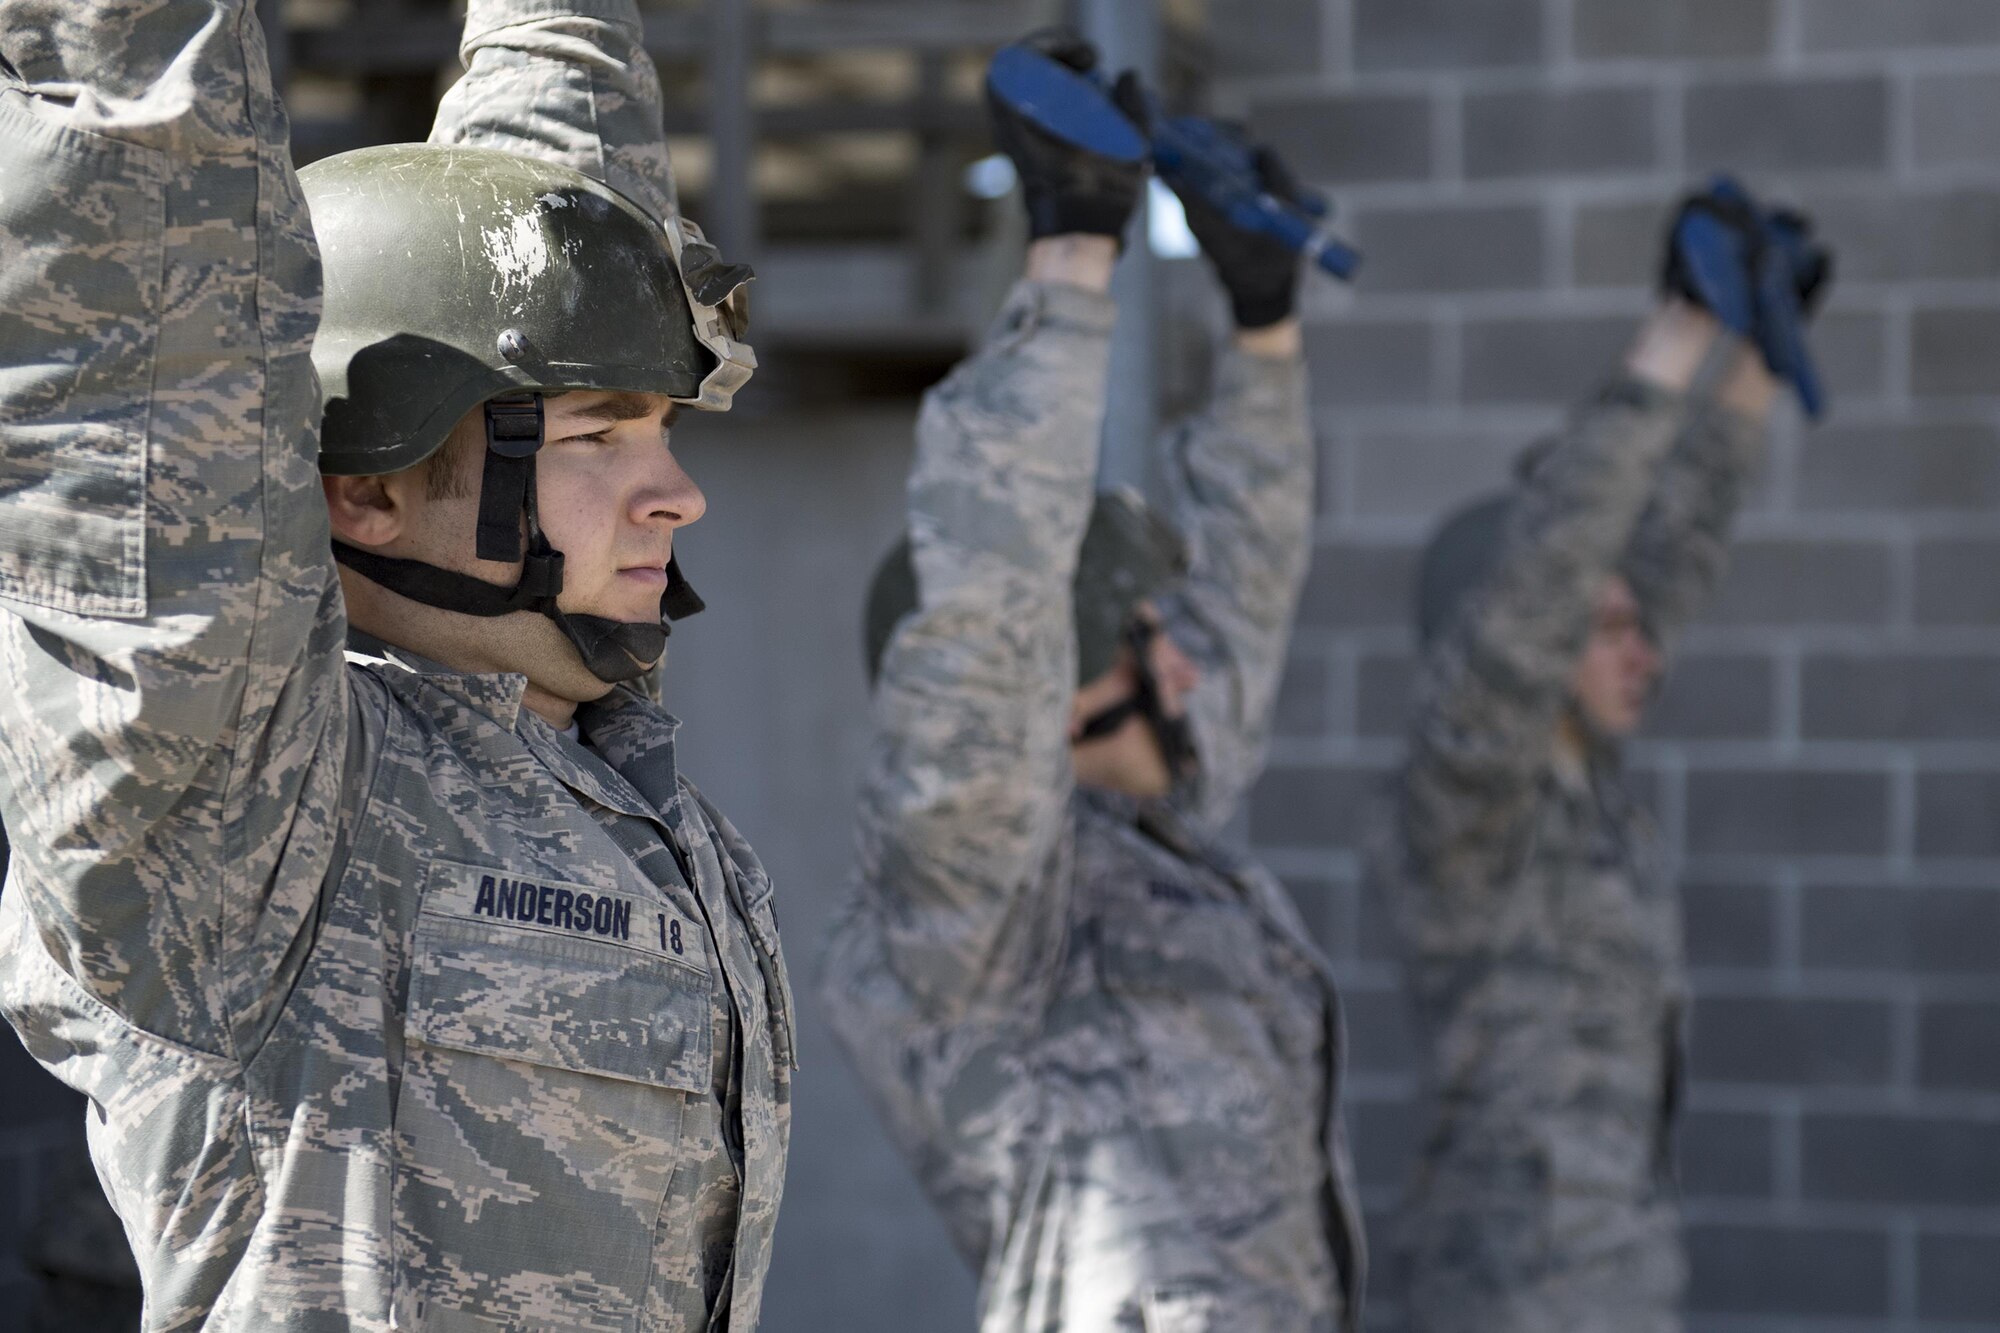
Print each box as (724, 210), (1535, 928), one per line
(644, 456), (707, 528)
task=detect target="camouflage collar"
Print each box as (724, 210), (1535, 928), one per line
(343, 626), (528, 730)
(346, 625), (686, 830)
(1552, 702), (1625, 796)
(1078, 783), (1162, 825)
(1549, 733), (1591, 795)
(1079, 786), (1204, 860)
(576, 689), (685, 815)
(516, 707), (672, 831)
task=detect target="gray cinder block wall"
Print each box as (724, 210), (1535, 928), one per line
(1233, 1), (2000, 1328)
(4, 3), (2000, 1330)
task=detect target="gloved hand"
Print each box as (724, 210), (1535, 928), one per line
(1661, 174), (1835, 416)
(984, 29), (1149, 245)
(1161, 126), (1309, 329)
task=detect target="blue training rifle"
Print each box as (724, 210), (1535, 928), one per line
(986, 43), (1362, 281)
(1670, 174), (1824, 418)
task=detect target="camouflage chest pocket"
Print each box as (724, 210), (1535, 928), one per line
(394, 864), (716, 1327)
(0, 88), (166, 619)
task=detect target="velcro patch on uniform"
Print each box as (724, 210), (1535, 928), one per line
(422, 860), (705, 973)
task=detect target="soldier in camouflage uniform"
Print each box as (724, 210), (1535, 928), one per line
(821, 34), (1364, 1333)
(1372, 184), (1832, 1333)
(0, 2), (791, 1329)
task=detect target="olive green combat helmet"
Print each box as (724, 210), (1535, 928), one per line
(301, 144), (756, 682)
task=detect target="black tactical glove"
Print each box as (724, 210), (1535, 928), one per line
(1170, 130), (1307, 329)
(985, 29), (1149, 245)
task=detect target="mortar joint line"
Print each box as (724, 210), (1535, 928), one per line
(1322, 0), (1353, 84)
(1658, 63), (1687, 178)
(1542, 0), (1574, 77)
(1887, 748), (1919, 875)
(1774, 862), (1804, 987)
(1889, 1212), (1920, 1325)
(1773, 638), (1802, 756)
(1888, 982), (1922, 1101)
(1883, 292), (1914, 411)
(1888, 58), (1920, 186)
(1773, 1092), (1803, 1203)
(1544, 185), (1576, 291)
(1330, 640), (1360, 746)
(1433, 78), (1464, 189)
(1773, 0), (1807, 72)
(1432, 306), (1463, 408)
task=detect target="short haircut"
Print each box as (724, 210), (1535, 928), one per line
(417, 408), (486, 502)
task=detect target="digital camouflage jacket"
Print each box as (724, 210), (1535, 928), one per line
(1371, 378), (1765, 1333)
(822, 281), (1366, 1333)
(0, 2), (793, 1329)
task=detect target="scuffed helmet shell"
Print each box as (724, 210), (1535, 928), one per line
(301, 144), (711, 477)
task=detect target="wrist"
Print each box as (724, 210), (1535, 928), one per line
(1626, 299), (1779, 420)
(1025, 236), (1119, 294)
(1624, 299), (1727, 390)
(1718, 347), (1780, 419)
(1234, 316), (1302, 360)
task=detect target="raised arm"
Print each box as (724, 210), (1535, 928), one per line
(429, 0), (677, 225)
(848, 32), (1149, 1022)
(1627, 180), (1823, 654)
(857, 248), (1116, 1022)
(0, 1), (343, 1055)
(1157, 322), (1315, 833)
(1145, 136), (1324, 832)
(1621, 389), (1770, 654)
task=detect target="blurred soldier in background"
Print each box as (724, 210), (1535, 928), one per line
(0, 1), (789, 1329)
(1372, 181), (1832, 1333)
(822, 32), (1364, 1333)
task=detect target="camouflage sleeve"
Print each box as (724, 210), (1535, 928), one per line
(0, 1), (344, 1055)
(429, 0), (678, 226)
(855, 279), (1116, 1021)
(1620, 400), (1768, 655)
(1399, 380), (1689, 874)
(1156, 345), (1316, 833)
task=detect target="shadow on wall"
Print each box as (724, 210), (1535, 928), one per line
(0, 827), (143, 1327)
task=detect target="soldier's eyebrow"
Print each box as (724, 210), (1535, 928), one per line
(562, 392), (674, 427)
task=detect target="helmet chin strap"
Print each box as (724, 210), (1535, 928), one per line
(329, 393), (704, 685)
(1074, 620), (1197, 782)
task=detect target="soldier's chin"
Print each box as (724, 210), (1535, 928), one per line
(1575, 694), (1641, 739)
(1604, 702), (1646, 737)
(567, 591), (668, 631)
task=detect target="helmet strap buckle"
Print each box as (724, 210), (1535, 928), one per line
(484, 393), (544, 458)
(475, 394), (545, 563)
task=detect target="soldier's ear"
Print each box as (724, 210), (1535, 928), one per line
(322, 473), (404, 547)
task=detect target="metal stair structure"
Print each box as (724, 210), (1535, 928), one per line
(259, 0), (1210, 399)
